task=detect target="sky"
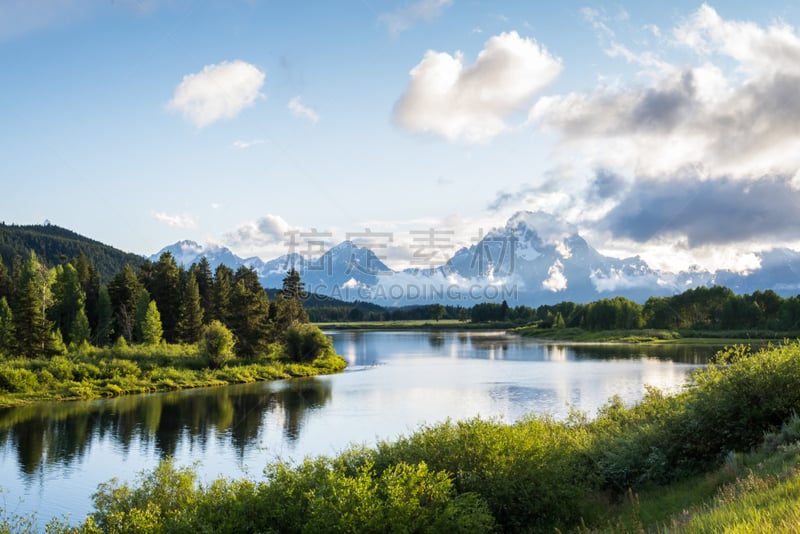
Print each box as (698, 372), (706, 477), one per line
(3, 0), (800, 274)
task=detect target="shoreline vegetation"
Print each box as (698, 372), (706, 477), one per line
(3, 341), (800, 532)
(0, 340), (345, 408)
(0, 250), (347, 408)
(318, 319), (795, 346)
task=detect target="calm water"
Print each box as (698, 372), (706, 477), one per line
(0, 331), (717, 525)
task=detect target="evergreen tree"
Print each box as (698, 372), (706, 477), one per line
(0, 296), (14, 356)
(71, 253), (100, 336)
(141, 300), (163, 345)
(228, 267), (271, 359)
(0, 256), (13, 302)
(191, 257), (214, 324)
(48, 329), (67, 356)
(272, 268), (308, 337)
(133, 289), (152, 343)
(49, 263), (86, 344)
(94, 285), (113, 346)
(70, 306), (91, 346)
(150, 252), (182, 343)
(212, 264), (233, 323)
(12, 252), (54, 357)
(179, 271), (204, 343)
(107, 264), (143, 342)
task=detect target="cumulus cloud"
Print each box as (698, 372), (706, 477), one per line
(542, 260), (567, 292)
(224, 215), (293, 250)
(518, 4), (800, 270)
(153, 211), (196, 229)
(288, 96), (320, 124)
(394, 31), (562, 143)
(167, 60), (265, 127)
(531, 5), (800, 179)
(379, 0), (453, 36)
(590, 268), (660, 293)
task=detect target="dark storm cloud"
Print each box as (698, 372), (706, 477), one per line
(630, 70), (695, 132)
(604, 175), (800, 246)
(589, 169), (627, 200)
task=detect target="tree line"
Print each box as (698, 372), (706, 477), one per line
(470, 286), (800, 332)
(0, 251), (313, 362)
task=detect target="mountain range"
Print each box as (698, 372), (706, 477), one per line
(151, 211), (800, 307)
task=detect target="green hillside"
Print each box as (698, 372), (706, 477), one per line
(0, 223), (144, 282)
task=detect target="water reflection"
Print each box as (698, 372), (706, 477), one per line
(565, 343), (719, 364)
(1, 331), (719, 525)
(0, 378), (331, 480)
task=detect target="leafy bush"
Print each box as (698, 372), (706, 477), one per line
(284, 324), (334, 362)
(47, 355), (74, 381)
(0, 365), (39, 393)
(84, 457), (494, 533)
(201, 320), (236, 369)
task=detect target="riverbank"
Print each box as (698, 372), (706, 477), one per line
(511, 325), (796, 345)
(8, 340), (798, 533)
(0, 342), (346, 408)
(316, 319), (518, 331)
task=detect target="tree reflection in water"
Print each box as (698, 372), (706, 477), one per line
(0, 378), (332, 479)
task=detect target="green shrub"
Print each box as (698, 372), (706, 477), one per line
(201, 320), (236, 369)
(47, 355), (74, 381)
(0, 365), (39, 393)
(284, 324), (334, 362)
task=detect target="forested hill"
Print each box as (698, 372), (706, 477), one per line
(0, 223), (144, 282)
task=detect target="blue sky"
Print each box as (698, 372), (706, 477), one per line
(3, 1), (800, 273)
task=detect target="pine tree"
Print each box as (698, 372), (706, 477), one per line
(107, 264), (143, 342)
(0, 256), (13, 302)
(94, 285), (113, 346)
(150, 252), (182, 343)
(141, 300), (163, 345)
(70, 306), (91, 346)
(192, 257), (214, 324)
(272, 268), (308, 338)
(228, 267), (271, 359)
(133, 289), (152, 343)
(12, 252), (54, 358)
(71, 253), (100, 336)
(212, 264), (233, 323)
(49, 263), (86, 345)
(0, 296), (14, 356)
(179, 271), (204, 343)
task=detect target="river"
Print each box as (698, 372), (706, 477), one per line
(0, 330), (717, 526)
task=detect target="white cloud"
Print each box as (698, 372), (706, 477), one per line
(581, 7), (615, 37)
(590, 268), (660, 293)
(288, 96), (320, 124)
(167, 60), (265, 127)
(518, 5), (800, 272)
(542, 260), (567, 292)
(673, 3), (800, 76)
(153, 211), (196, 229)
(233, 139), (266, 149)
(379, 0), (453, 36)
(394, 31), (562, 143)
(223, 215), (295, 257)
(530, 5), (800, 180)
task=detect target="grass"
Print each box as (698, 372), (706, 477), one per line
(586, 440), (800, 533)
(0, 342), (346, 408)
(512, 326), (791, 346)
